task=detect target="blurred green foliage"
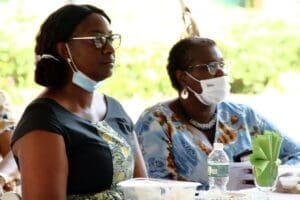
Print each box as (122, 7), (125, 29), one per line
(0, 0), (39, 104)
(1, 2), (300, 105)
(219, 15), (300, 94)
(102, 44), (174, 99)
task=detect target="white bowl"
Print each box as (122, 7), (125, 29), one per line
(117, 178), (201, 200)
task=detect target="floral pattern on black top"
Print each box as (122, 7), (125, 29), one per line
(68, 120), (134, 200)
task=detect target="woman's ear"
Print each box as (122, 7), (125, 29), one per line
(56, 42), (69, 60)
(175, 70), (188, 87)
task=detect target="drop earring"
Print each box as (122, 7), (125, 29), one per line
(180, 87), (189, 99)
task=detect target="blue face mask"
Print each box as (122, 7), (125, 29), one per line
(65, 44), (102, 92)
(72, 70), (103, 92)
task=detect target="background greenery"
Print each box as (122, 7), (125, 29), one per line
(1, 0), (300, 105)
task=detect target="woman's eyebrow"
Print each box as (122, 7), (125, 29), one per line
(88, 30), (113, 35)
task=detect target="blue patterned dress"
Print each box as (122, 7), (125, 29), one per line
(135, 101), (300, 186)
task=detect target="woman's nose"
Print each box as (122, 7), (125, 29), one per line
(214, 67), (227, 77)
(101, 42), (115, 54)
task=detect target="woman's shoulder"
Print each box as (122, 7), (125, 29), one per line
(29, 97), (60, 106)
(104, 95), (134, 124)
(104, 95), (129, 117)
(16, 98), (72, 134)
(135, 101), (173, 125)
(11, 98), (66, 146)
(22, 98), (64, 116)
(17, 98), (65, 125)
(139, 101), (171, 115)
(105, 95), (123, 107)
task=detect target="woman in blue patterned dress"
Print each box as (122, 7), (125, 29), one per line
(135, 37), (300, 189)
(11, 4), (147, 200)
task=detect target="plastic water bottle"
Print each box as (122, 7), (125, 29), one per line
(207, 143), (229, 192)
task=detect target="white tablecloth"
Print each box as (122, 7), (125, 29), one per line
(241, 188), (300, 200)
(196, 188), (300, 200)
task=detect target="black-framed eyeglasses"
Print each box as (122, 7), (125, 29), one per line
(187, 61), (229, 75)
(71, 33), (121, 49)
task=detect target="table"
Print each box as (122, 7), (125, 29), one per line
(195, 188), (300, 200)
(242, 188), (300, 200)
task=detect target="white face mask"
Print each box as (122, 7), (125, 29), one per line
(185, 72), (231, 105)
(65, 44), (102, 92)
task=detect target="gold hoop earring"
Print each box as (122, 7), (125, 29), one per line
(180, 88), (189, 99)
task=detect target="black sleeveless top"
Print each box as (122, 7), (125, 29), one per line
(11, 97), (134, 196)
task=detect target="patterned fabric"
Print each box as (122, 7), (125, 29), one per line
(135, 101), (300, 186)
(0, 91), (15, 133)
(68, 120), (134, 200)
(12, 96), (135, 199)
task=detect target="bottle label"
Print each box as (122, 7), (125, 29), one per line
(208, 163), (229, 177)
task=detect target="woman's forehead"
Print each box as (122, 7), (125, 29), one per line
(188, 45), (223, 63)
(73, 13), (111, 35)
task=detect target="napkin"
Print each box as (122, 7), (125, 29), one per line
(249, 131), (283, 187)
(228, 161), (254, 190)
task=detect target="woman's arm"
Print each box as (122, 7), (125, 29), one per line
(242, 104), (300, 165)
(257, 113), (300, 165)
(135, 115), (180, 180)
(12, 130), (68, 200)
(132, 131), (148, 178)
(279, 136), (300, 165)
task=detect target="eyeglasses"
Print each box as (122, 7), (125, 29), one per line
(71, 33), (121, 49)
(187, 61), (229, 75)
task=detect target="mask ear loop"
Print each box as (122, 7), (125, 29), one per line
(185, 72), (201, 83)
(65, 43), (78, 72)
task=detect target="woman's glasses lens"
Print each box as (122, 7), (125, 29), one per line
(95, 34), (121, 49)
(208, 62), (229, 75)
(188, 61), (229, 75)
(110, 34), (121, 49)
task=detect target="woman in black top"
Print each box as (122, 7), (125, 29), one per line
(11, 4), (147, 200)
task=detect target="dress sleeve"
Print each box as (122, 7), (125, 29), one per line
(0, 91), (15, 133)
(11, 100), (64, 146)
(135, 111), (179, 180)
(246, 106), (300, 165)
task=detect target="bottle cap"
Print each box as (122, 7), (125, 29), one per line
(213, 143), (223, 150)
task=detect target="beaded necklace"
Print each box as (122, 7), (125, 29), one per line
(176, 100), (217, 131)
(189, 113), (217, 131)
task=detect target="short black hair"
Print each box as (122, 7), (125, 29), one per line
(166, 37), (216, 91)
(34, 4), (110, 88)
